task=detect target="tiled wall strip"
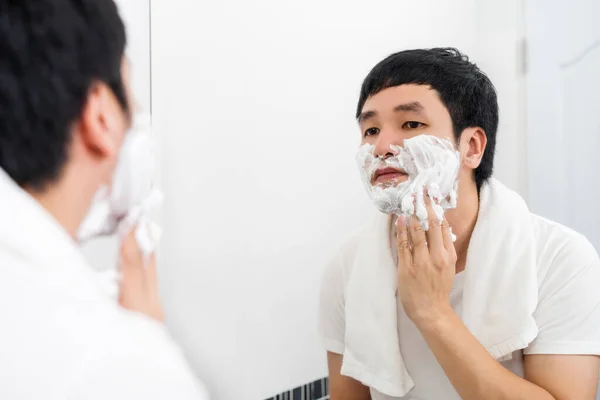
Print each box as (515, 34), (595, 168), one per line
(264, 377), (329, 400)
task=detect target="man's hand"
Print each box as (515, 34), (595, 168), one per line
(396, 194), (456, 326)
(118, 228), (164, 322)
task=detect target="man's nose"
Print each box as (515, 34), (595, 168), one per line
(373, 130), (403, 158)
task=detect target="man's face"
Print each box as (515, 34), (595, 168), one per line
(358, 84), (455, 188)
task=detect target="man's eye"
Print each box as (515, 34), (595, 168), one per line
(403, 121), (423, 129)
(364, 127), (380, 137)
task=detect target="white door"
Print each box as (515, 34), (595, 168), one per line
(526, 1), (600, 397)
(525, 0), (600, 250)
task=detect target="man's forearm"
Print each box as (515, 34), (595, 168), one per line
(416, 308), (554, 400)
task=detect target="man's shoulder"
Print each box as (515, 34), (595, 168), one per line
(87, 313), (186, 367)
(68, 313), (208, 399)
(321, 213), (390, 295)
(324, 217), (381, 276)
(67, 307), (208, 398)
(0, 255), (204, 397)
(0, 248), (182, 358)
(530, 213), (599, 281)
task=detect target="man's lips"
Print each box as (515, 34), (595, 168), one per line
(372, 167), (408, 184)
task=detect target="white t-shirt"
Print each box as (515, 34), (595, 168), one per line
(0, 170), (209, 400)
(319, 213), (600, 400)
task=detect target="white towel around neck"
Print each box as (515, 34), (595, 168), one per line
(342, 179), (539, 397)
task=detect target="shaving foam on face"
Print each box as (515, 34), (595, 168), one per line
(356, 135), (460, 232)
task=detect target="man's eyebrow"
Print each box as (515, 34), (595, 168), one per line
(357, 110), (377, 123)
(394, 101), (425, 113)
(358, 102), (425, 123)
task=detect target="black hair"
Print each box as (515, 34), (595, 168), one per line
(0, 0), (127, 189)
(356, 48), (499, 191)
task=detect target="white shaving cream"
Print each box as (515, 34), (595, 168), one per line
(357, 134), (460, 231)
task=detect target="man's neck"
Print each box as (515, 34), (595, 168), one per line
(445, 181), (480, 273)
(25, 167), (97, 241)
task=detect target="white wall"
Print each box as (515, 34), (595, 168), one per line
(525, 0), (600, 249)
(150, 1), (523, 399)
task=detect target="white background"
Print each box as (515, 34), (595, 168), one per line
(89, 0), (598, 399)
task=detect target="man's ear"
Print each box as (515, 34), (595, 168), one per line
(460, 127), (487, 169)
(77, 82), (121, 159)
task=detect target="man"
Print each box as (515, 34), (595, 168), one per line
(0, 1), (207, 399)
(319, 48), (600, 399)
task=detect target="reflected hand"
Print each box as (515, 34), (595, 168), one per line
(118, 227), (164, 322)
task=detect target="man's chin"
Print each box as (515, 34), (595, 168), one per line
(371, 178), (408, 189)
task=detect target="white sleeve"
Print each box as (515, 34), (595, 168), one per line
(525, 239), (600, 355)
(68, 321), (209, 400)
(318, 250), (347, 355)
